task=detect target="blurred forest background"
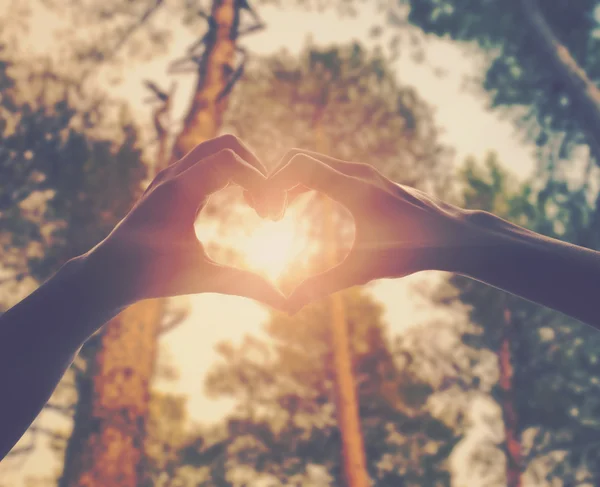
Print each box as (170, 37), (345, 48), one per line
(1, 0), (600, 486)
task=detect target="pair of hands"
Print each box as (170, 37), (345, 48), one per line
(85, 134), (482, 314)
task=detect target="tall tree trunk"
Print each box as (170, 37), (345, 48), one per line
(60, 2), (244, 486)
(60, 302), (164, 487)
(315, 115), (369, 487)
(326, 229), (370, 487)
(519, 0), (600, 164)
(498, 305), (522, 487)
(171, 0), (241, 161)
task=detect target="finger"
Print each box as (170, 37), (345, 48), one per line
(243, 189), (271, 219)
(205, 262), (287, 311)
(265, 150), (374, 220)
(272, 148), (375, 180)
(173, 134), (267, 177)
(176, 148), (267, 208)
(268, 154), (363, 211)
(267, 185), (308, 221)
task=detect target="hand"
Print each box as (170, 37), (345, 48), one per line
(265, 149), (490, 312)
(82, 135), (286, 310)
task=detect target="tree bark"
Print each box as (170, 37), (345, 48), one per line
(315, 117), (369, 487)
(171, 0), (241, 161)
(60, 302), (163, 487)
(519, 0), (600, 164)
(59, 2), (244, 485)
(498, 306), (522, 487)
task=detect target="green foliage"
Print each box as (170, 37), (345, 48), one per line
(0, 54), (147, 286)
(169, 288), (459, 486)
(36, 0), (384, 73)
(224, 40), (451, 190)
(0, 49), (147, 480)
(142, 392), (190, 487)
(436, 153), (600, 484)
(401, 0), (600, 169)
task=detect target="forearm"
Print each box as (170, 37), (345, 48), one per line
(0, 255), (125, 460)
(449, 210), (600, 327)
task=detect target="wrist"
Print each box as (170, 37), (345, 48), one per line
(427, 209), (517, 276)
(72, 247), (134, 309)
(11, 254), (129, 352)
(60, 253), (129, 336)
(438, 209), (540, 277)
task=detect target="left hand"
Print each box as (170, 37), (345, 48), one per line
(81, 135), (286, 310)
(260, 149), (487, 313)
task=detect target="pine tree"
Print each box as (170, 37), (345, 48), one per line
(164, 289), (458, 486)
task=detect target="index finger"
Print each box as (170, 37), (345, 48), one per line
(174, 134), (267, 177)
(268, 154), (363, 211)
(176, 148), (267, 208)
(272, 148), (375, 179)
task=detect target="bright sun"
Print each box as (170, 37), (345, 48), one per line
(196, 193), (309, 283)
(242, 213), (303, 281)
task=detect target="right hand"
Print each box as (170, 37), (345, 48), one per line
(264, 149), (492, 312)
(82, 135), (286, 310)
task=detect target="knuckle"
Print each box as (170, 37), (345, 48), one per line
(153, 167), (171, 184)
(218, 148), (239, 167)
(361, 164), (380, 179)
(289, 152), (313, 167)
(365, 164), (378, 175)
(284, 148), (304, 160)
(153, 178), (181, 198)
(217, 133), (239, 148)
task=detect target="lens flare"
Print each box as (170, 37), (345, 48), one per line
(242, 215), (303, 281)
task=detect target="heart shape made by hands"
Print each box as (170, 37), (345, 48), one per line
(196, 185), (354, 296)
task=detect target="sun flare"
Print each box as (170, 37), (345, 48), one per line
(241, 214), (303, 281)
(196, 193), (310, 284)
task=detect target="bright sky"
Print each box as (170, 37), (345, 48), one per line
(1, 2), (541, 486)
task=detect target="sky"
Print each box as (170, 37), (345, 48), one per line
(1, 1), (541, 486)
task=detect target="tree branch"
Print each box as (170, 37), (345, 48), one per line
(5, 426), (68, 461)
(108, 0), (166, 62)
(159, 307), (190, 336)
(43, 402), (75, 417)
(520, 0), (600, 164)
(29, 426), (69, 442)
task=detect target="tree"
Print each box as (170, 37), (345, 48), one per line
(0, 46), (147, 485)
(53, 1), (263, 485)
(163, 288), (459, 486)
(387, 3), (600, 481)
(396, 0), (600, 247)
(431, 153), (599, 485)
(208, 40), (453, 486)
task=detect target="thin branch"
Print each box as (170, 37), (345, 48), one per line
(0, 273), (25, 286)
(5, 426), (68, 462)
(29, 426), (69, 442)
(110, 0), (166, 58)
(43, 402), (75, 417)
(72, 355), (87, 375)
(159, 307), (190, 336)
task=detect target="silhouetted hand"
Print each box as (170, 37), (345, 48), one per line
(265, 149), (490, 312)
(84, 134), (286, 310)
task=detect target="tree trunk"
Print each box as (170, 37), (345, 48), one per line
(327, 243), (370, 487)
(315, 118), (369, 487)
(60, 2), (244, 485)
(519, 0), (600, 164)
(498, 306), (522, 487)
(171, 0), (241, 161)
(60, 302), (163, 487)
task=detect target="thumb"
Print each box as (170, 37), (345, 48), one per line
(205, 262), (287, 311)
(285, 261), (359, 314)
